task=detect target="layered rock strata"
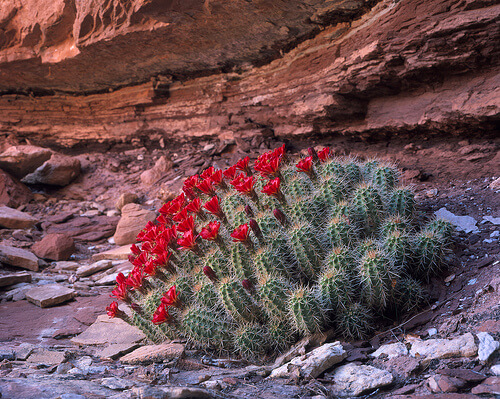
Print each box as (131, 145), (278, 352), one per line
(0, 0), (498, 146)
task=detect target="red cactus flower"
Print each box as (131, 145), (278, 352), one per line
(203, 196), (223, 219)
(161, 285), (179, 307)
(296, 156), (314, 173)
(223, 165), (239, 180)
(177, 229), (197, 251)
(210, 170), (224, 186)
(143, 259), (157, 276)
(156, 214), (170, 226)
(177, 215), (195, 233)
(235, 156), (251, 174)
(152, 304), (170, 325)
(172, 208), (189, 223)
(159, 193), (186, 216)
(254, 152), (282, 178)
(126, 269), (144, 290)
(130, 244), (141, 256)
(261, 177), (281, 197)
(106, 301), (121, 318)
(116, 272), (126, 286)
(111, 282), (128, 301)
(183, 175), (199, 199)
(196, 178), (216, 195)
(231, 223), (250, 243)
(200, 221), (221, 241)
(231, 174), (254, 195)
(307, 147), (319, 162)
(200, 166), (215, 180)
(318, 147), (330, 162)
(185, 198), (202, 214)
(203, 265), (218, 282)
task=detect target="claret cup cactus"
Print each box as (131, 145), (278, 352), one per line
(107, 145), (453, 357)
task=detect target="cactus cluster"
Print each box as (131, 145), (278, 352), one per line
(106, 145), (453, 358)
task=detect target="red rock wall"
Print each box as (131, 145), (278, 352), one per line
(0, 0), (498, 147)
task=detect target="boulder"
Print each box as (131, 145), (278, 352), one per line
(0, 272), (32, 287)
(0, 145), (52, 178)
(113, 203), (156, 245)
(477, 332), (500, 362)
(0, 205), (38, 229)
(22, 153), (81, 186)
(115, 192), (139, 211)
(31, 233), (75, 261)
(0, 245), (39, 271)
(0, 169), (33, 208)
(140, 156), (173, 186)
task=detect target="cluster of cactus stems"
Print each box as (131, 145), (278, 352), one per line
(106, 145), (453, 358)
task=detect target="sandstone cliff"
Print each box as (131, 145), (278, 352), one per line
(0, 0), (498, 147)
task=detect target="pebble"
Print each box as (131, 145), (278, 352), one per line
(477, 332), (500, 361)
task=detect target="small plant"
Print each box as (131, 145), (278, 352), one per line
(107, 145), (453, 357)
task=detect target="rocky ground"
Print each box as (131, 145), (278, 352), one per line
(0, 134), (499, 399)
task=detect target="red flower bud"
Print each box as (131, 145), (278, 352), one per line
(273, 208), (288, 226)
(241, 279), (253, 292)
(203, 265), (218, 282)
(307, 147), (319, 162)
(249, 219), (262, 240)
(244, 205), (254, 218)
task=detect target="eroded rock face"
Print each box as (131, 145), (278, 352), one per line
(0, 0), (498, 146)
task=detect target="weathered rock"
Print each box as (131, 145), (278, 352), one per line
(71, 314), (146, 346)
(0, 272), (31, 287)
(14, 343), (35, 360)
(329, 364), (394, 397)
(370, 342), (408, 359)
(115, 193), (139, 211)
(477, 332), (500, 361)
(26, 349), (67, 365)
(0, 245), (39, 271)
(427, 375), (467, 393)
(31, 233), (75, 261)
(120, 343), (185, 365)
(91, 245), (133, 261)
(53, 261), (80, 271)
(409, 333), (478, 363)
(96, 343), (140, 360)
(434, 208), (479, 233)
(100, 377), (134, 391)
(113, 203), (156, 245)
(491, 364), (500, 376)
(140, 156), (174, 186)
(45, 215), (119, 241)
(270, 342), (346, 379)
(489, 177), (500, 190)
(76, 260), (112, 277)
(26, 284), (76, 308)
(132, 386), (214, 399)
(0, 145), (52, 178)
(0, 205), (38, 229)
(471, 376), (500, 395)
(22, 153), (81, 186)
(437, 369), (486, 383)
(0, 169), (33, 208)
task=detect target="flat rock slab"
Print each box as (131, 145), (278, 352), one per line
(0, 205), (38, 229)
(27, 348), (67, 365)
(0, 271), (31, 287)
(120, 343), (185, 364)
(71, 314), (146, 346)
(471, 376), (500, 395)
(26, 284), (76, 308)
(410, 333), (478, 363)
(132, 386), (214, 399)
(0, 245), (39, 271)
(434, 207), (479, 233)
(45, 215), (119, 242)
(270, 342), (346, 379)
(329, 364), (394, 396)
(91, 245), (132, 261)
(0, 145), (52, 178)
(96, 343), (140, 360)
(76, 260), (113, 277)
